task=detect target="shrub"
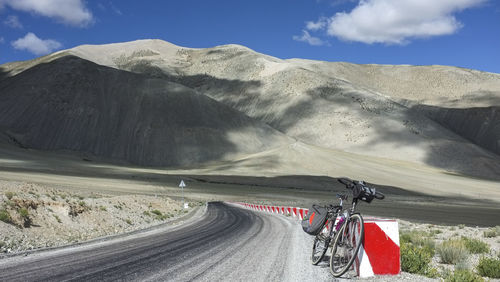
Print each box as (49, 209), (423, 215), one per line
(458, 224), (466, 229)
(125, 219), (132, 225)
(143, 211), (150, 216)
(99, 206), (107, 211)
(78, 201), (86, 207)
(484, 229), (497, 238)
(445, 269), (484, 282)
(0, 209), (12, 223)
(400, 230), (435, 256)
(431, 229), (442, 235)
(483, 226), (500, 238)
(476, 257), (500, 278)
(5, 191), (15, 200)
(18, 208), (29, 218)
(53, 214), (61, 223)
(18, 208), (31, 227)
(400, 242), (433, 275)
(461, 237), (489, 254)
(151, 209), (162, 216)
(437, 239), (468, 264)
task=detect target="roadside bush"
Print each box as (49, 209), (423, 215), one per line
(437, 239), (468, 264)
(461, 237), (489, 254)
(476, 257), (500, 278)
(400, 242), (433, 275)
(151, 210), (162, 216)
(445, 269), (484, 282)
(18, 208), (29, 218)
(53, 214), (61, 223)
(484, 229), (497, 238)
(483, 226), (500, 238)
(5, 191), (15, 200)
(400, 230), (435, 256)
(150, 209), (167, 220)
(0, 209), (12, 224)
(18, 208), (32, 227)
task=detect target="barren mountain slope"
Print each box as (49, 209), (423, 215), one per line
(0, 55), (290, 166)
(290, 60), (500, 156)
(86, 40), (498, 178)
(1, 39), (499, 179)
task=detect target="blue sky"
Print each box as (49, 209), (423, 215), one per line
(1, 0), (499, 73)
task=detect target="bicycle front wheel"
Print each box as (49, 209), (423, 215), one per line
(329, 213), (364, 277)
(311, 236), (329, 265)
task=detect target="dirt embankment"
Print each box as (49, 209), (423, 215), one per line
(0, 181), (198, 254)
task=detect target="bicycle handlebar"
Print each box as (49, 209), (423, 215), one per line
(337, 177), (385, 201)
(338, 177), (354, 188)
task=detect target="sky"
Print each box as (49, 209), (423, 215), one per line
(0, 0), (499, 73)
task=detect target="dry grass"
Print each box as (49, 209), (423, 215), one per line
(437, 238), (469, 264)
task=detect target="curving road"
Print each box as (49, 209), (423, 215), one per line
(0, 202), (332, 281)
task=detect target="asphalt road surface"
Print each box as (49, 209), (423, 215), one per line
(0, 202), (333, 282)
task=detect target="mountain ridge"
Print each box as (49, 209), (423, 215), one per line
(0, 39), (499, 179)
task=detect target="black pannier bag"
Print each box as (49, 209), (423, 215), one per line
(352, 182), (376, 203)
(301, 204), (328, 235)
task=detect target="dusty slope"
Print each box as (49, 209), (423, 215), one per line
(291, 60), (500, 156)
(1, 39), (499, 179)
(66, 40), (499, 178)
(0, 55), (289, 166)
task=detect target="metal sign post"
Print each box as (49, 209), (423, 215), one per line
(179, 180), (186, 208)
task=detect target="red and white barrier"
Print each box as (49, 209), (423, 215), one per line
(229, 202), (400, 278)
(356, 218), (400, 277)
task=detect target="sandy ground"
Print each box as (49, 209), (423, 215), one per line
(0, 143), (499, 227)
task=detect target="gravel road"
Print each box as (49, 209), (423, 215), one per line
(0, 202), (340, 281)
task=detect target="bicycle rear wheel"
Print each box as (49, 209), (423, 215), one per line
(311, 220), (332, 265)
(329, 213), (364, 277)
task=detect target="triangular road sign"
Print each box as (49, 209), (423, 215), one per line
(179, 180), (186, 188)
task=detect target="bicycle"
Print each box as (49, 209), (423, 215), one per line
(310, 194), (346, 265)
(309, 177), (385, 278)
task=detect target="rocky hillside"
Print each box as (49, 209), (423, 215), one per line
(0, 39), (499, 178)
(0, 181), (192, 253)
(0, 55), (289, 166)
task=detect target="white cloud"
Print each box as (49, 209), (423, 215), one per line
(11, 32), (62, 55)
(0, 0), (93, 27)
(293, 30), (327, 46)
(307, 0), (486, 45)
(0, 37), (4, 43)
(4, 15), (23, 28)
(306, 17), (328, 31)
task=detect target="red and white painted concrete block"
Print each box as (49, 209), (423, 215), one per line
(356, 218), (400, 277)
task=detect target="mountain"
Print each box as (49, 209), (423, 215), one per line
(0, 39), (499, 179)
(0, 55), (290, 166)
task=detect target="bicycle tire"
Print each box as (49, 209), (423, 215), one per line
(311, 236), (329, 265)
(329, 213), (364, 277)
